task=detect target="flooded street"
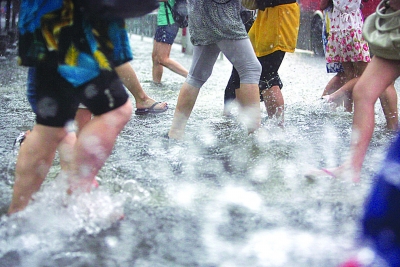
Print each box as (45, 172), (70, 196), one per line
(0, 33), (398, 267)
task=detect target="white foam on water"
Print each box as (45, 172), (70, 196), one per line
(0, 174), (126, 262)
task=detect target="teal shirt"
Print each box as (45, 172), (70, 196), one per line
(157, 0), (176, 26)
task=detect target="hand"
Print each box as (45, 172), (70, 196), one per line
(390, 0), (400, 10)
(320, 0), (330, 10)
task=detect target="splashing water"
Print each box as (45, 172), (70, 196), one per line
(0, 34), (398, 266)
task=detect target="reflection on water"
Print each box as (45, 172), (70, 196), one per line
(0, 35), (397, 266)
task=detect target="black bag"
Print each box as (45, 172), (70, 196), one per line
(165, 0), (189, 28)
(256, 0), (296, 9)
(81, 0), (159, 19)
(240, 10), (256, 32)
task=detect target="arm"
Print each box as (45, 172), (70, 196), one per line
(320, 0), (331, 10)
(390, 0), (400, 10)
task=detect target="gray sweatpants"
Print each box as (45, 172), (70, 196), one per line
(186, 38), (261, 88)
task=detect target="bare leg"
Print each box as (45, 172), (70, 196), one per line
(8, 125), (68, 214)
(379, 83), (398, 131)
(261, 85), (284, 125)
(323, 62), (367, 112)
(168, 82), (200, 140)
(68, 100), (132, 192)
(74, 108), (92, 135)
(323, 62), (357, 112)
(343, 62), (368, 112)
(152, 41), (188, 83)
(346, 57), (400, 181)
(307, 58), (399, 182)
(236, 83), (261, 133)
(152, 41), (165, 83)
(57, 132), (76, 172)
(223, 98), (238, 117)
(321, 72), (346, 97)
(116, 62), (167, 111)
(58, 108), (92, 171)
(324, 77), (371, 112)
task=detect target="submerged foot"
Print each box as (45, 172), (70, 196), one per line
(304, 163), (360, 183)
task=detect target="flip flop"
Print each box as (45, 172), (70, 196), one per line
(135, 102), (168, 115)
(304, 168), (337, 181)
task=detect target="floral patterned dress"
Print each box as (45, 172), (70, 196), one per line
(325, 0), (371, 63)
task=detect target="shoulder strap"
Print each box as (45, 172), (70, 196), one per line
(164, 2), (171, 25)
(212, 0), (232, 3)
(165, 2), (173, 11)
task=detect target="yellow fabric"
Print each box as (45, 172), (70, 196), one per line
(249, 3), (300, 57)
(325, 9), (330, 34)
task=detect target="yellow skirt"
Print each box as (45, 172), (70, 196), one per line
(249, 3), (300, 57)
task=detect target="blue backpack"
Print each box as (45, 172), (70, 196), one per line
(165, 0), (188, 28)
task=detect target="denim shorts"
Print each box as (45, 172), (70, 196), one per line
(154, 24), (179, 45)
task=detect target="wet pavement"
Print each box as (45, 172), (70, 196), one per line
(0, 34), (398, 267)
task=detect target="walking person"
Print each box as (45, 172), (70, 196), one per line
(8, 0), (134, 214)
(22, 63), (169, 172)
(319, 0), (397, 126)
(152, 0), (188, 84)
(223, 6), (255, 115)
(307, 0), (400, 182)
(319, 0), (371, 112)
(319, 1), (347, 107)
(223, 1), (300, 126)
(320, 56), (399, 182)
(168, 0), (262, 140)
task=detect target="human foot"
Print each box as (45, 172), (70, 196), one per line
(67, 177), (100, 195)
(135, 97), (167, 110)
(167, 130), (184, 140)
(135, 100), (168, 115)
(305, 164), (360, 183)
(321, 95), (336, 104)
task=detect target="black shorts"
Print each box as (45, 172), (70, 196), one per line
(34, 55), (129, 127)
(154, 24), (179, 45)
(258, 50), (285, 91)
(224, 50), (286, 103)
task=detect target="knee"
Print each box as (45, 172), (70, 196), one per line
(152, 52), (158, 63)
(246, 60), (262, 76)
(152, 50), (161, 63)
(260, 75), (283, 91)
(103, 100), (132, 130)
(352, 86), (364, 104)
(237, 61), (262, 84)
(385, 84), (397, 97)
(254, 61), (262, 75)
(157, 56), (170, 66)
(353, 83), (375, 105)
(117, 100), (133, 123)
(186, 74), (208, 89)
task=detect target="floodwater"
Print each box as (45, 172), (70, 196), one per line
(0, 34), (398, 267)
